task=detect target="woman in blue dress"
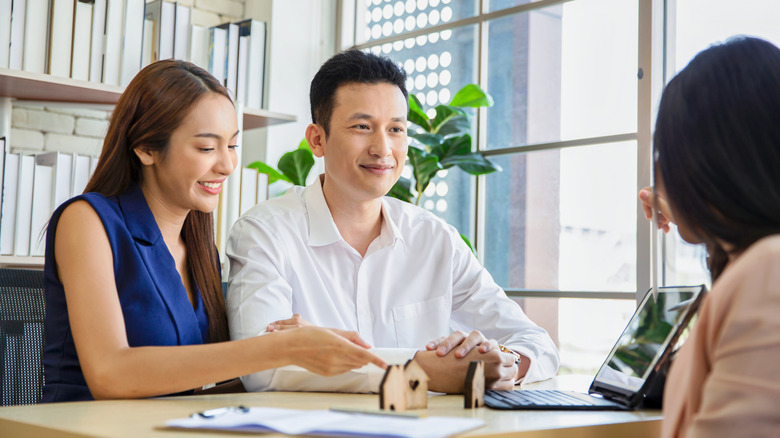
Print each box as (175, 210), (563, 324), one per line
(42, 60), (386, 402)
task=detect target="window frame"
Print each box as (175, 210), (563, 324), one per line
(340, 0), (674, 302)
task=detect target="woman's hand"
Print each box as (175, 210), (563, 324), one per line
(639, 187), (674, 233)
(266, 314), (312, 332)
(280, 326), (388, 376)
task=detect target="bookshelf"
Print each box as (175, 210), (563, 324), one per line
(243, 107), (297, 130)
(0, 255), (44, 268)
(0, 68), (122, 104)
(0, 69), (296, 268)
(0, 68), (296, 128)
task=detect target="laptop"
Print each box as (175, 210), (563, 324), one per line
(485, 285), (707, 411)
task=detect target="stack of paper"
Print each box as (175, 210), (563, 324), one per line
(165, 407), (484, 438)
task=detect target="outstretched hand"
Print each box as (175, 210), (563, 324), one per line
(280, 326), (387, 376)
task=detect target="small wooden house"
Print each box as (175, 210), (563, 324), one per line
(379, 360), (430, 411)
(403, 359), (429, 409)
(379, 364), (407, 411)
(464, 360), (485, 409)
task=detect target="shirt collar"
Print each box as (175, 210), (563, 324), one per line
(304, 176), (345, 247)
(303, 175), (405, 250)
(379, 198), (406, 249)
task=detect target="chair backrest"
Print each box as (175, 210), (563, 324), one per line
(0, 268), (45, 406)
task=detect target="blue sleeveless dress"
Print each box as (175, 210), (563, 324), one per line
(41, 185), (209, 402)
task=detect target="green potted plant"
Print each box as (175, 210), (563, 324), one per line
(247, 139), (314, 187)
(389, 84), (501, 205)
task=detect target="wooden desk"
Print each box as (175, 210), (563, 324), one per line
(0, 375), (661, 438)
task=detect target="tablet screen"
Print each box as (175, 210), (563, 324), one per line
(594, 285), (705, 392)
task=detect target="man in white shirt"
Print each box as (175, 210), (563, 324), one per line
(227, 50), (559, 393)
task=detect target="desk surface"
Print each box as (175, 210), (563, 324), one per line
(0, 375), (661, 438)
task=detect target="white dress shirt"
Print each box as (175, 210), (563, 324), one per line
(226, 177), (559, 392)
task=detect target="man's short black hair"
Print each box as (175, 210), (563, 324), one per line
(310, 50), (408, 136)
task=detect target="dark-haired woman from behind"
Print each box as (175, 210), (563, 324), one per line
(639, 36), (780, 437)
(42, 60), (386, 402)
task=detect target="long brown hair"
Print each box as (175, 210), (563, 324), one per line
(85, 60), (230, 342)
(655, 37), (780, 282)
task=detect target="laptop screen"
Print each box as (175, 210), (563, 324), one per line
(593, 286), (705, 393)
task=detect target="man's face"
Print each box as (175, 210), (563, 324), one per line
(311, 82), (408, 205)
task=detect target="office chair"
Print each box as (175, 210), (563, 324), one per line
(0, 268), (46, 406)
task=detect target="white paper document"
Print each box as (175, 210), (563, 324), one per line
(165, 406), (484, 438)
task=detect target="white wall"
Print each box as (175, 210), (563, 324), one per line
(243, 0), (336, 177)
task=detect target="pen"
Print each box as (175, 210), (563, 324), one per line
(192, 405), (249, 418)
(329, 407), (426, 418)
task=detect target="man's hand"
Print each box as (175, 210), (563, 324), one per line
(266, 314), (312, 332)
(413, 346), (518, 393)
(425, 330), (499, 358)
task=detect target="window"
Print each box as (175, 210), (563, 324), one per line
(342, 0), (777, 374)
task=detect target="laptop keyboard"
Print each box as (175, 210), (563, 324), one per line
(484, 389), (627, 411)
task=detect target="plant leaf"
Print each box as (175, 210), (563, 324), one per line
(460, 233), (477, 256)
(246, 161), (291, 185)
(441, 152), (502, 175)
(431, 105), (467, 129)
(297, 138), (310, 150)
(407, 94), (430, 131)
(388, 177), (414, 203)
(431, 105), (471, 137)
(437, 134), (472, 167)
(408, 146), (443, 198)
(410, 132), (444, 154)
(437, 115), (471, 137)
(448, 84), (495, 108)
(278, 148), (315, 186)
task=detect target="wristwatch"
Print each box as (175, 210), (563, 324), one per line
(498, 344), (522, 365)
